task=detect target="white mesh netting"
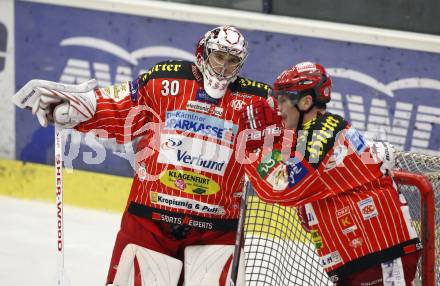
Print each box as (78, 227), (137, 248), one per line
(243, 151), (440, 285)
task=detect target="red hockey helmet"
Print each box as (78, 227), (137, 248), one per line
(273, 62), (332, 105)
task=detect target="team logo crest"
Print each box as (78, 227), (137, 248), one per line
(230, 99), (245, 111)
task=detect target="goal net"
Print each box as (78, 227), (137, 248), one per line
(243, 151), (439, 286)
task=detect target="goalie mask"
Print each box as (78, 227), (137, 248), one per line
(195, 25), (248, 99)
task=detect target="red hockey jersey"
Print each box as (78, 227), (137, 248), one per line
(245, 112), (420, 281)
(76, 60), (270, 228)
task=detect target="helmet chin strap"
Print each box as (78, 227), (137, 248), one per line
(294, 103), (314, 131)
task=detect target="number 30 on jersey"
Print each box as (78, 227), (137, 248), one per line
(161, 80), (180, 96)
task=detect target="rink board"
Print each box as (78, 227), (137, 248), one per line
(0, 158), (130, 212)
(10, 0), (440, 179)
(0, 158), (309, 242)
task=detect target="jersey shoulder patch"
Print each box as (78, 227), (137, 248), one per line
(139, 60), (196, 83)
(231, 77), (271, 98)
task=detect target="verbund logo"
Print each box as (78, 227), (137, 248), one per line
(176, 150), (226, 174)
(161, 138), (183, 150)
(0, 22), (7, 72)
(157, 134), (232, 176)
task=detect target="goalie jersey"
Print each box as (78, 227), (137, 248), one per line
(245, 112), (421, 282)
(76, 60), (270, 227)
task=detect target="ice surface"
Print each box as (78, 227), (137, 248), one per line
(0, 196), (120, 285)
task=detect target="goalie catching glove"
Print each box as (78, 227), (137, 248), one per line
(12, 79), (98, 128)
(239, 96), (283, 151)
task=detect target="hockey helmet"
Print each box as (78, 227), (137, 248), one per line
(273, 61), (332, 106)
(195, 25), (248, 98)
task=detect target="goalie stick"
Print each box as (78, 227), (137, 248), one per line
(55, 125), (68, 286)
(228, 177), (250, 286)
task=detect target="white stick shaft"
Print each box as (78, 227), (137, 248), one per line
(229, 177), (250, 286)
(55, 125), (64, 286)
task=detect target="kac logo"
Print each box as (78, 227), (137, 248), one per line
(357, 197), (378, 220)
(230, 99), (245, 111)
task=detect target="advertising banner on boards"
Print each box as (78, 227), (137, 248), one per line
(15, 1), (440, 176)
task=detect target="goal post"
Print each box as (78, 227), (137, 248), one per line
(243, 151), (439, 286)
(395, 151), (440, 286)
(393, 170), (436, 286)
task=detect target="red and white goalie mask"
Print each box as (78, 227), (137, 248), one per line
(195, 25), (248, 99)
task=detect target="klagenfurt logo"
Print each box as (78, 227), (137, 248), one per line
(327, 68), (440, 155)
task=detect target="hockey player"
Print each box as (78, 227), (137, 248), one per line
(13, 26), (277, 285)
(242, 62), (421, 285)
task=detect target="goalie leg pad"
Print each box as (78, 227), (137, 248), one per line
(184, 245), (245, 286)
(112, 243), (183, 286)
